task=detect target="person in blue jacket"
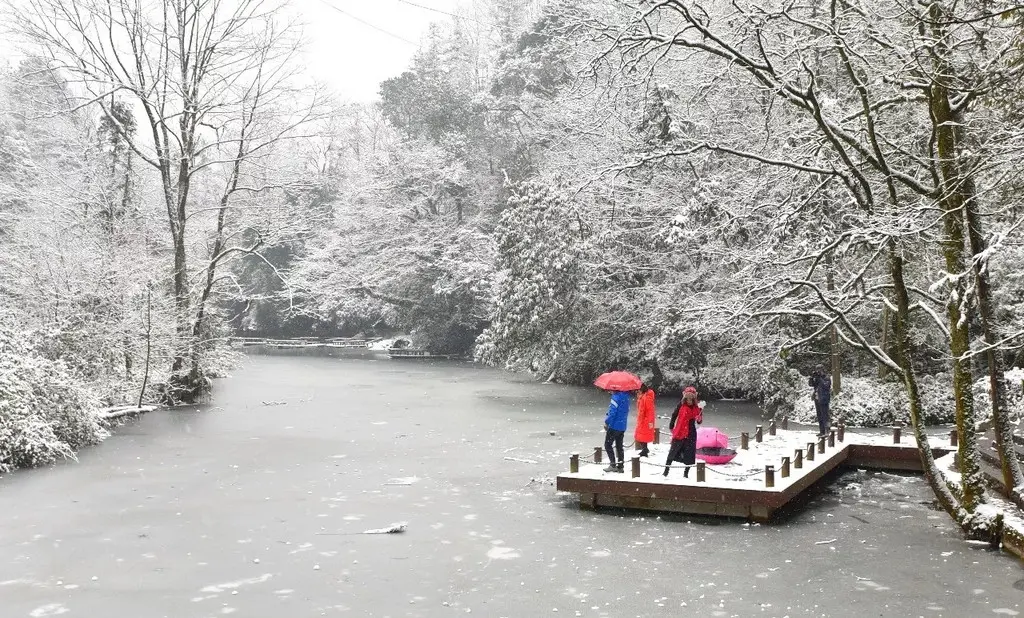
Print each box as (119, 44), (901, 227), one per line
(603, 390), (630, 473)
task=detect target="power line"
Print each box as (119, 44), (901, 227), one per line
(316, 0), (419, 45)
(396, 0), (488, 25)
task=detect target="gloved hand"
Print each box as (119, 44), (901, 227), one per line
(604, 423), (609, 431)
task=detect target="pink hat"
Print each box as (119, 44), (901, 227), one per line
(683, 386), (697, 394)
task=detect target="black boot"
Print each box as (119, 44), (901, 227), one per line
(615, 463), (624, 473)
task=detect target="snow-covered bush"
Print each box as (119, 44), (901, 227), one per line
(0, 326), (107, 473)
(756, 365), (805, 419)
(972, 367), (1024, 423)
(701, 344), (786, 399)
(477, 180), (589, 374)
(783, 374), (956, 427)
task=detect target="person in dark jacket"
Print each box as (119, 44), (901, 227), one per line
(603, 390), (630, 473)
(664, 386), (703, 477)
(808, 365), (832, 436)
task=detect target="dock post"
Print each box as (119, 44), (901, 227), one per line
(593, 447), (602, 463)
(837, 422), (845, 442)
(828, 429), (835, 448)
(781, 456), (791, 478)
(570, 453), (579, 473)
(765, 465), (775, 488)
(806, 443), (815, 461)
(794, 448), (803, 469)
(696, 462), (706, 483)
(781, 416), (789, 430)
(755, 425), (763, 443)
(817, 436), (825, 454)
(631, 457), (641, 478)
(950, 429), (958, 447)
(741, 432), (750, 450)
(769, 420), (777, 436)
(893, 425), (902, 444)
(654, 427), (661, 444)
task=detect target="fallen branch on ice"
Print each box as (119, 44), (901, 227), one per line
(362, 523), (408, 534)
(315, 522), (408, 536)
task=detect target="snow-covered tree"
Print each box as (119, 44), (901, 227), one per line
(11, 0), (325, 401)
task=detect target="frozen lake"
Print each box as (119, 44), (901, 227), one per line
(1, 353), (1023, 617)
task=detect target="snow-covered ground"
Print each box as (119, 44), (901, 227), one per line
(96, 405), (159, 421)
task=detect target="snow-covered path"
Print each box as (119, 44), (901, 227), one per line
(0, 353), (1021, 617)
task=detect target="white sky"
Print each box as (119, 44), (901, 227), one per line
(0, 0), (462, 103)
(292, 0), (462, 101)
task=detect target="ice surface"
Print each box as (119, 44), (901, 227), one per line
(0, 355), (1020, 618)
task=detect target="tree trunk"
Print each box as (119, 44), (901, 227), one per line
(138, 284), (153, 408)
(930, 85), (985, 513)
(878, 303), (890, 380)
(825, 254), (841, 395)
(647, 357), (665, 392)
(927, 0), (1020, 502)
(965, 186), (1024, 497)
(170, 231), (190, 373)
(890, 247), (977, 519)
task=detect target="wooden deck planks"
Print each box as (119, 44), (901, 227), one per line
(556, 436), (955, 522)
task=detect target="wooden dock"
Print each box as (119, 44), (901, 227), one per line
(556, 422), (954, 522)
(229, 337), (380, 349)
(386, 348), (456, 359)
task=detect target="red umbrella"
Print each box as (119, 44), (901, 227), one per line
(593, 371), (642, 392)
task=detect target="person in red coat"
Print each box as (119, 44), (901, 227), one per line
(634, 384), (656, 457)
(663, 386), (703, 477)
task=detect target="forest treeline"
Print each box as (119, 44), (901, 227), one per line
(3, 0), (1024, 538)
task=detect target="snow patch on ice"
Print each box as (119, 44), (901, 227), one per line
(854, 580), (891, 592)
(200, 574), (272, 594)
(29, 605), (68, 617)
(385, 476), (420, 486)
(486, 546), (520, 560)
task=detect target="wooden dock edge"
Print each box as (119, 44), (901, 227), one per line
(556, 442), (957, 523)
(557, 445), (851, 523)
(559, 441), (1024, 563)
(844, 443), (953, 471)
